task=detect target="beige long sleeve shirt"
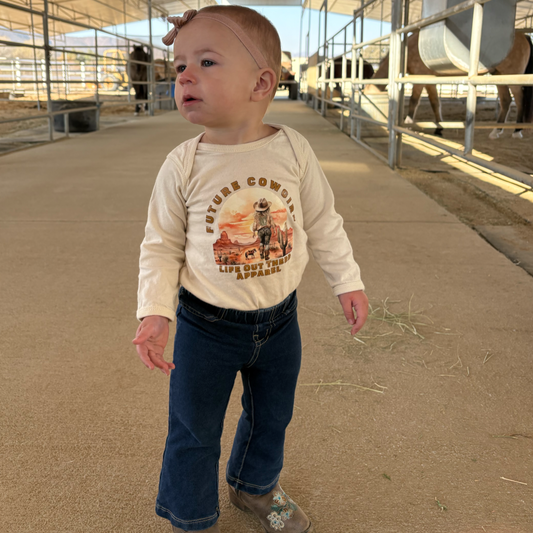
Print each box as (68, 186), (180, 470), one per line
(137, 123), (364, 321)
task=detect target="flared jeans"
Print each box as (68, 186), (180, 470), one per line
(155, 286), (302, 531)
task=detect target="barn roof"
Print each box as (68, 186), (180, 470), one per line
(0, 0), (216, 36)
(1, 0), (532, 36)
(301, 0), (533, 29)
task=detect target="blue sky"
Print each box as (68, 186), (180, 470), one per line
(67, 5), (390, 57)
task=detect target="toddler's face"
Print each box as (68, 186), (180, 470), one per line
(173, 18), (260, 128)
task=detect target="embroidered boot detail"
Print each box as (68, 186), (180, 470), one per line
(267, 488), (298, 530)
(228, 482), (312, 533)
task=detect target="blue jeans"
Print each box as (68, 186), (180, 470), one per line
(155, 286), (302, 531)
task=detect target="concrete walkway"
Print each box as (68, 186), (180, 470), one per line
(1, 100), (532, 533)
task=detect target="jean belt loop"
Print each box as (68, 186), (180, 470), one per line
(281, 293), (290, 314)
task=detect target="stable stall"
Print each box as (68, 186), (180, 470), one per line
(299, 0), (533, 188)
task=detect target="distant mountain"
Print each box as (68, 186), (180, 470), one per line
(213, 231), (236, 251)
(0, 29), (31, 44)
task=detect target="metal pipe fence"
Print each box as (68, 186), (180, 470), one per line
(300, 0), (533, 188)
(0, 0), (176, 154)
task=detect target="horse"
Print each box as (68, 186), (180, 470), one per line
(129, 45), (151, 115)
(365, 30), (533, 138)
(305, 51), (374, 102)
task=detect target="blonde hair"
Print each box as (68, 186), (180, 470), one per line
(197, 5), (281, 102)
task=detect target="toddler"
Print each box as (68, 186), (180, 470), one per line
(133, 6), (368, 532)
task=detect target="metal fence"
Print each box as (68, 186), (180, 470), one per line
(0, 0), (176, 153)
(299, 0), (533, 188)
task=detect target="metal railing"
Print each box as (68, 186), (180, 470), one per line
(0, 0), (176, 154)
(300, 0), (533, 188)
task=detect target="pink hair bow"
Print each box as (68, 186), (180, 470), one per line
(162, 9), (198, 46)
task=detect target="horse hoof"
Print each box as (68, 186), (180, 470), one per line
(488, 130), (500, 140)
(404, 116), (414, 124)
(134, 112), (139, 116)
(512, 131), (523, 139)
(434, 128), (443, 137)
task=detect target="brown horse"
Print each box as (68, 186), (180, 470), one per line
(365, 30), (533, 138)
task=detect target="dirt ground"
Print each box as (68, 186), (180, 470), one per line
(325, 96), (533, 276)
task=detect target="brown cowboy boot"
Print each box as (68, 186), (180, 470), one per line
(172, 523), (220, 532)
(228, 483), (313, 532)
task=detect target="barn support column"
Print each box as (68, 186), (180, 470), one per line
(315, 3), (319, 112)
(356, 2), (364, 141)
(349, 8), (356, 139)
(306, 0), (312, 105)
(387, 0), (403, 168)
(395, 0), (410, 167)
(299, 3), (304, 100)
(464, 1), (484, 154)
(148, 0), (155, 117)
(319, 0), (328, 117)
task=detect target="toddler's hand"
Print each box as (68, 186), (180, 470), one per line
(338, 290), (369, 336)
(132, 315), (175, 376)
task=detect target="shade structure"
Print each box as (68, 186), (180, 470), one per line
(301, 0), (533, 29)
(1, 0), (532, 36)
(0, 0), (216, 36)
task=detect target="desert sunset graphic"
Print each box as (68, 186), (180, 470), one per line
(213, 189), (293, 266)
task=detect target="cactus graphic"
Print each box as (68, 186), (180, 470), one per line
(277, 223), (289, 256)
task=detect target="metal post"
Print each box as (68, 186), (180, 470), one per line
(94, 29), (100, 130)
(42, 0), (53, 141)
(29, 0), (41, 110)
(387, 0), (402, 168)
(316, 2), (321, 112)
(395, 0), (410, 167)
(321, 0), (328, 117)
(357, 1), (364, 141)
(148, 0), (155, 116)
(62, 46), (68, 96)
(299, 4), (304, 100)
(307, 0), (312, 105)
(315, 3), (320, 112)
(340, 33), (346, 131)
(464, 1), (483, 154)
(350, 10), (356, 138)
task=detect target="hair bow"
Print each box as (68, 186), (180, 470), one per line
(162, 9), (198, 46)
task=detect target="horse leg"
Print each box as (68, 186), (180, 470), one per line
(133, 84), (141, 115)
(426, 85), (444, 136)
(405, 84), (423, 124)
(141, 83), (149, 114)
(489, 84), (511, 139)
(510, 85), (524, 138)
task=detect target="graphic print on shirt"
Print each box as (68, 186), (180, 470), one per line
(212, 188), (294, 275)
